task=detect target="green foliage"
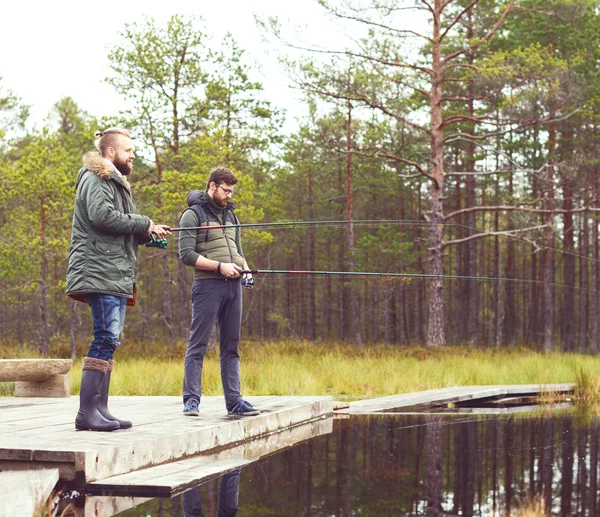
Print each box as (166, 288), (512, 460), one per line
(0, 75), (29, 146)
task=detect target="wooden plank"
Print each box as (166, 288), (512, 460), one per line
(0, 359), (72, 381)
(338, 384), (575, 414)
(15, 374), (71, 397)
(88, 417), (333, 497)
(0, 469), (59, 517)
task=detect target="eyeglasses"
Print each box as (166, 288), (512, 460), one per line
(217, 184), (235, 196)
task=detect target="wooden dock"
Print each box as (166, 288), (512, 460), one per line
(0, 384), (576, 516)
(0, 395), (332, 490)
(337, 384), (575, 414)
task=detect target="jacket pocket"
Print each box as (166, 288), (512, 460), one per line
(93, 239), (124, 255)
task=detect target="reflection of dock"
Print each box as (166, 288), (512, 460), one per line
(0, 395), (332, 516)
(83, 417), (332, 516)
(336, 384), (575, 414)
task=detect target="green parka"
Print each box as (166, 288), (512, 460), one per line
(66, 152), (151, 305)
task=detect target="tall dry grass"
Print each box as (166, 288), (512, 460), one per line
(3, 341), (600, 399)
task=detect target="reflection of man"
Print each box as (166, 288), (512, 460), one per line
(183, 468), (241, 517)
(66, 128), (171, 432)
(178, 167), (258, 417)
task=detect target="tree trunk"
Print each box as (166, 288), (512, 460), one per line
(465, 20), (478, 347)
(543, 121), (556, 353)
(307, 166), (316, 341)
(426, 1), (446, 347)
(162, 252), (176, 346)
(69, 301), (79, 360)
(580, 180), (590, 353)
(39, 195), (49, 357)
(346, 103), (362, 347)
(562, 169), (575, 352)
(591, 166), (599, 354)
(176, 241), (190, 338)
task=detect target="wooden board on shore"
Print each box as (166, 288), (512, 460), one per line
(0, 359), (72, 381)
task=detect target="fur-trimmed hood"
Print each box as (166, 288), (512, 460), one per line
(78, 152), (130, 190)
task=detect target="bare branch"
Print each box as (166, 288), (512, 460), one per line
(443, 0), (516, 64)
(512, 6), (557, 16)
(443, 224), (547, 248)
(285, 42), (435, 75)
(442, 95), (491, 103)
(440, 0), (480, 41)
(442, 114), (487, 127)
(349, 145), (437, 185)
(359, 51), (431, 98)
(419, 0), (435, 14)
(299, 81), (433, 135)
(445, 201), (597, 221)
(444, 63), (479, 73)
(326, 10), (433, 42)
(443, 108), (582, 142)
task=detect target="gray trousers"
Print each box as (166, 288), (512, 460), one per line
(183, 279), (243, 411)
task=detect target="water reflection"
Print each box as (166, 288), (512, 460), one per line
(182, 468), (240, 517)
(107, 411), (600, 516)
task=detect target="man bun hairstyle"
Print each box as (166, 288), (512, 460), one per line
(94, 128), (132, 156)
(206, 167), (238, 190)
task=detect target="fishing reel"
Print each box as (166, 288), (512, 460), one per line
(146, 234), (168, 249)
(241, 276), (255, 289)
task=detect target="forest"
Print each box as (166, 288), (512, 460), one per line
(2, 0), (600, 355)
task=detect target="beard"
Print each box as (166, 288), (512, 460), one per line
(114, 157), (133, 176)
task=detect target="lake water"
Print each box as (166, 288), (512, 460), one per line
(64, 409), (600, 516)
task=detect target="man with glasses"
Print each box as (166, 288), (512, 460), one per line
(178, 167), (259, 417)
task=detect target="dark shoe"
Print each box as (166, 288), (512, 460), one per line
(184, 398), (200, 416)
(228, 400), (259, 416)
(97, 360), (132, 429)
(75, 358), (120, 432)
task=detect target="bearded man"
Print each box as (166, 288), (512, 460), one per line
(66, 128), (171, 431)
(178, 167), (259, 418)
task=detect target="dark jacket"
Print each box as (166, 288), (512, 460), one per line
(178, 190), (245, 281)
(66, 152), (151, 304)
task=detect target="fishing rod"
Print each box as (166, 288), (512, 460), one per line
(146, 219), (444, 248)
(236, 269), (598, 293)
(170, 218), (443, 232)
(239, 269), (536, 283)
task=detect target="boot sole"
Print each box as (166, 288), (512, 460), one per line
(75, 423), (120, 431)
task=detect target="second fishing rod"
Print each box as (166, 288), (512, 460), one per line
(145, 218), (440, 248)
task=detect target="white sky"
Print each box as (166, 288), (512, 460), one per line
(0, 0), (358, 135)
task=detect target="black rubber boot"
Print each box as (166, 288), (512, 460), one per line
(75, 358), (120, 432)
(98, 360), (132, 429)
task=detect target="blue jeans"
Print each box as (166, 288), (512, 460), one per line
(84, 294), (127, 361)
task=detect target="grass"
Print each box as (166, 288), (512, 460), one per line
(3, 340), (600, 399)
